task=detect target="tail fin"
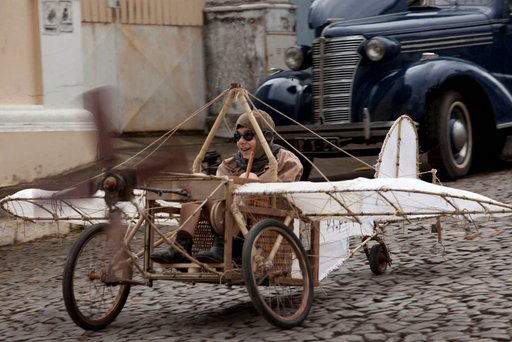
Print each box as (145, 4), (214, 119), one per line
(375, 115), (419, 179)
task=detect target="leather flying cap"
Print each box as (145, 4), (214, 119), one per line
(235, 109), (275, 132)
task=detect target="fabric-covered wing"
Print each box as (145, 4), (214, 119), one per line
(235, 177), (512, 223)
(0, 188), (138, 223)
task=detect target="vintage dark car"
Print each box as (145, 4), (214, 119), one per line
(254, 0), (512, 180)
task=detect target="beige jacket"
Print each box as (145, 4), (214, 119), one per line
(216, 149), (303, 182)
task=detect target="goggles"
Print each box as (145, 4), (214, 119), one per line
(233, 130), (255, 142)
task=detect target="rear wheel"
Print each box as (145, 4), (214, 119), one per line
(62, 223), (132, 330)
(242, 219), (314, 329)
(427, 90), (473, 180)
(369, 244), (388, 275)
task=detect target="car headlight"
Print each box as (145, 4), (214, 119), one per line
(285, 46), (305, 70)
(284, 45), (312, 71)
(366, 37), (386, 62)
(359, 36), (401, 62)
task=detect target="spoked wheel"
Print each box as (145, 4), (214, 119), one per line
(242, 219), (314, 329)
(62, 223), (132, 330)
(368, 244), (388, 275)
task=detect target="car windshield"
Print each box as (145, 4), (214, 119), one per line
(408, 0), (492, 6)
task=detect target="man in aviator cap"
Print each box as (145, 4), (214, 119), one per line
(151, 109), (303, 264)
(217, 109), (303, 182)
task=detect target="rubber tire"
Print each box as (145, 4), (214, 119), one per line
(369, 244), (388, 275)
(242, 219), (314, 329)
(62, 223), (132, 330)
(427, 90), (473, 180)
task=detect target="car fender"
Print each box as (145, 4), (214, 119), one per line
(254, 70), (313, 126)
(364, 58), (512, 128)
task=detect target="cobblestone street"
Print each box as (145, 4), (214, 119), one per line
(4, 1), (512, 341)
(2, 164), (512, 341)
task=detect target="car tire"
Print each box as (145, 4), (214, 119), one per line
(427, 90), (473, 180)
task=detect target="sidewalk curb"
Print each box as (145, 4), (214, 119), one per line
(0, 218), (71, 247)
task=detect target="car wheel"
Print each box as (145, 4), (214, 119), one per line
(427, 90), (473, 180)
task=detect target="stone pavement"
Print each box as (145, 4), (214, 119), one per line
(1, 159), (512, 340)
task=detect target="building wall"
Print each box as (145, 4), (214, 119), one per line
(40, 0), (86, 106)
(0, 0), (43, 104)
(82, 24), (206, 132)
(203, 2), (296, 136)
(81, 0), (207, 132)
(0, 0), (96, 187)
(0, 0), (293, 187)
(0, 0), (208, 187)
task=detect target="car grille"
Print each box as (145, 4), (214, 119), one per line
(312, 35), (365, 124)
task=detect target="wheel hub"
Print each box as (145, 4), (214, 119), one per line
(450, 118), (468, 161)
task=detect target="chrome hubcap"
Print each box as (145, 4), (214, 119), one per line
(449, 103), (470, 165)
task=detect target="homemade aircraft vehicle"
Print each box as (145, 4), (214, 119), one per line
(2, 85), (512, 330)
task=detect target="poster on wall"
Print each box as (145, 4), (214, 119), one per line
(43, 0), (73, 34)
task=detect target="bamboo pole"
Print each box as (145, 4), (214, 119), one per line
(192, 86), (237, 173)
(246, 151), (255, 178)
(238, 90), (278, 182)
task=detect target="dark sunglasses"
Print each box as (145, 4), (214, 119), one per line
(233, 130), (255, 142)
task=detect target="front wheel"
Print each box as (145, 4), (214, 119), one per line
(62, 223), (132, 330)
(427, 90), (473, 180)
(242, 219), (314, 329)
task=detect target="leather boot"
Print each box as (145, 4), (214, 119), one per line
(196, 234), (224, 262)
(151, 232), (193, 264)
(232, 233), (244, 263)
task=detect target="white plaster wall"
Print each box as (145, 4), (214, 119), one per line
(39, 0), (86, 107)
(0, 218), (70, 247)
(0, 106), (97, 186)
